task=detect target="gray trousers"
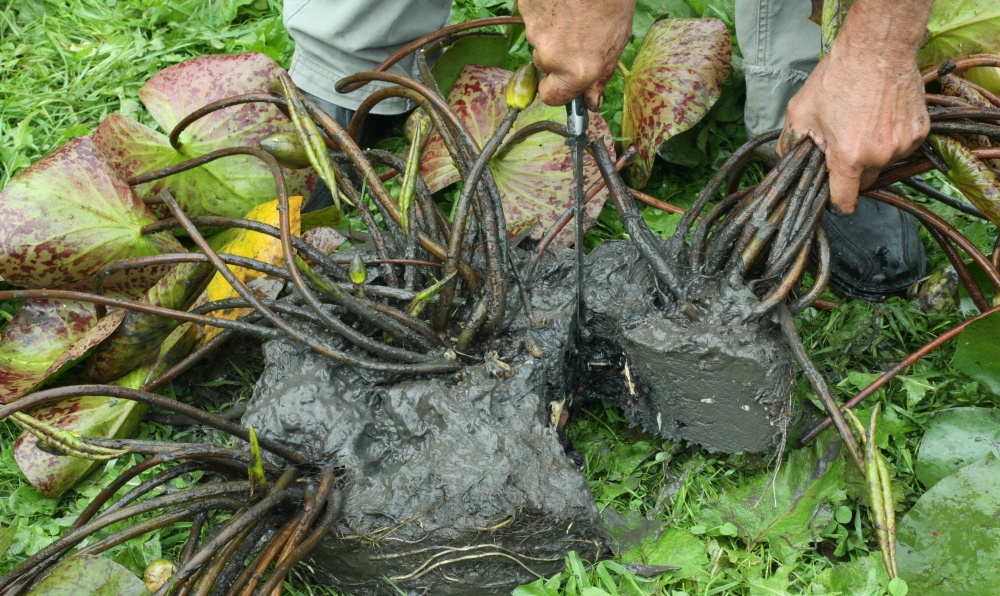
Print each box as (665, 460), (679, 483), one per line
(283, 0), (451, 115)
(735, 0), (820, 136)
(285, 0), (815, 127)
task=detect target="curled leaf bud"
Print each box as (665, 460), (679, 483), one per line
(349, 253), (367, 286)
(260, 132), (311, 169)
(505, 63), (538, 110)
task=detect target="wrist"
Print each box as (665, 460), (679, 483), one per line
(834, 0), (932, 64)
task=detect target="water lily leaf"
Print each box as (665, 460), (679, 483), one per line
(25, 554), (146, 596)
(897, 453), (1000, 594)
(919, 1), (1000, 70)
(0, 137), (183, 296)
(91, 53), (312, 218)
(420, 64), (615, 246)
(926, 134), (1000, 226)
(697, 440), (847, 563)
(13, 323), (199, 498)
(0, 300), (126, 404)
(431, 34), (513, 98)
(916, 407), (1000, 489)
(622, 18), (731, 188)
(198, 196), (301, 343)
(86, 260), (214, 383)
(951, 309), (1000, 394)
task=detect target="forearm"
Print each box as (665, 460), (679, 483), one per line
(834, 0), (932, 61)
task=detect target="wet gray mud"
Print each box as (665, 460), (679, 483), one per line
(243, 242), (794, 593)
(243, 249), (605, 595)
(584, 241), (795, 453)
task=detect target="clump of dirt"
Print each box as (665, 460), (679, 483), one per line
(243, 249), (606, 595)
(582, 241), (794, 453)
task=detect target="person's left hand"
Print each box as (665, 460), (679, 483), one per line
(518, 0), (635, 111)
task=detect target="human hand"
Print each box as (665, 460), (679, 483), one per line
(776, 0), (931, 214)
(518, 0), (635, 111)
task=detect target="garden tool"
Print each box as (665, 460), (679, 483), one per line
(566, 96), (588, 338)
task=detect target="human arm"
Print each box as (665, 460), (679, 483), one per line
(776, 0), (933, 214)
(518, 0), (636, 111)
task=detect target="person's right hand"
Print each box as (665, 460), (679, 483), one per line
(518, 0), (635, 111)
(775, 0), (932, 215)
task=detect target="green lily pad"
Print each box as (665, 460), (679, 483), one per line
(91, 53), (313, 219)
(420, 64), (615, 246)
(920, 1), (1000, 70)
(0, 300), (125, 404)
(951, 309), (1000, 395)
(926, 134), (1000, 227)
(897, 453), (1000, 594)
(697, 440), (847, 563)
(25, 554), (146, 596)
(916, 407), (1000, 489)
(622, 18), (731, 188)
(0, 137), (183, 296)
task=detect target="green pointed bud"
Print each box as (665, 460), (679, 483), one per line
(506, 63), (538, 110)
(260, 132), (311, 169)
(405, 108), (431, 143)
(349, 253), (367, 286)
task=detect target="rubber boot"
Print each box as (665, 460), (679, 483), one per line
(822, 197), (926, 301)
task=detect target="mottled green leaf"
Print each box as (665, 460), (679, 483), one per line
(927, 134), (1000, 226)
(916, 407), (1000, 489)
(432, 34), (512, 98)
(25, 554), (146, 596)
(697, 440), (847, 563)
(951, 310), (1000, 394)
(920, 1), (1000, 69)
(86, 261), (213, 383)
(622, 18), (731, 188)
(897, 454), (1000, 594)
(91, 53), (313, 218)
(14, 323), (200, 497)
(0, 300), (125, 404)
(0, 137), (183, 296)
(420, 65), (615, 246)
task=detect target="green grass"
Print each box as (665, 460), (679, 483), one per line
(2, 0), (999, 594)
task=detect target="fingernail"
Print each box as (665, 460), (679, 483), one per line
(596, 93), (604, 110)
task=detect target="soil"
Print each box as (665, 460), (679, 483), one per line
(243, 248), (606, 595)
(582, 241), (794, 453)
(242, 241), (795, 593)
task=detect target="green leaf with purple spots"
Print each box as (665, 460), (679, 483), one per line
(24, 554), (147, 596)
(14, 323), (201, 497)
(927, 134), (1000, 226)
(0, 137), (183, 296)
(0, 300), (125, 405)
(622, 18), (731, 188)
(91, 53), (313, 218)
(420, 65), (615, 246)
